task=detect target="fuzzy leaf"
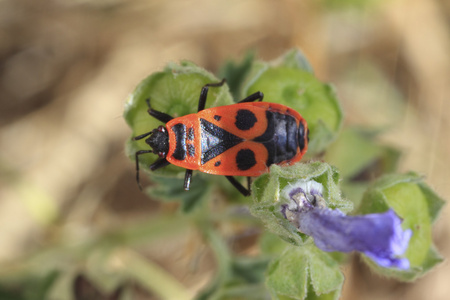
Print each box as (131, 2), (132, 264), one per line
(146, 175), (211, 212)
(324, 127), (401, 205)
(357, 173), (445, 280)
(218, 52), (255, 101)
(266, 245), (343, 300)
(276, 49), (314, 73)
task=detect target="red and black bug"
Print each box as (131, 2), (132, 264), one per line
(133, 79), (309, 196)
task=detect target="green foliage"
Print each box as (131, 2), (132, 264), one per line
(1, 49), (444, 300)
(146, 175), (212, 212)
(266, 244), (343, 300)
(324, 127), (401, 206)
(121, 50), (444, 298)
(275, 49), (315, 74)
(218, 52), (255, 101)
(357, 173), (444, 280)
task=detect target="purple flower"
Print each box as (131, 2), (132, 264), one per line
(281, 180), (412, 270)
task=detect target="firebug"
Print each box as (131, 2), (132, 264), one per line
(133, 79), (309, 196)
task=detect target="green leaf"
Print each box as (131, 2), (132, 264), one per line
(208, 283), (269, 300)
(251, 162), (352, 246)
(358, 172), (445, 280)
(266, 247), (308, 299)
(231, 256), (270, 284)
(218, 52), (255, 101)
(266, 245), (343, 300)
(417, 180), (446, 222)
(307, 248), (344, 297)
(124, 61), (233, 178)
(305, 283), (340, 300)
(242, 65), (342, 155)
(324, 128), (384, 178)
(276, 49), (314, 73)
(147, 174), (211, 212)
(259, 232), (290, 256)
(324, 127), (401, 206)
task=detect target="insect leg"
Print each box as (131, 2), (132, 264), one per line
(149, 157), (170, 171)
(225, 176), (251, 197)
(184, 169), (193, 191)
(197, 79), (226, 112)
(145, 99), (174, 123)
(238, 91), (264, 103)
(135, 150), (154, 190)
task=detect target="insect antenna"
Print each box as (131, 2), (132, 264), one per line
(133, 130), (154, 141)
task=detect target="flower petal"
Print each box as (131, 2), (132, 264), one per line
(282, 180), (412, 270)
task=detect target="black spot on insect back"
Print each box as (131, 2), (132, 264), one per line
(235, 109), (257, 130)
(172, 123), (187, 160)
(214, 161), (221, 167)
(187, 144), (195, 157)
(187, 127), (195, 141)
(214, 115), (221, 121)
(236, 149), (256, 170)
(298, 122), (306, 151)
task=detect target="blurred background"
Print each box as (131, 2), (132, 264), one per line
(0, 0), (449, 299)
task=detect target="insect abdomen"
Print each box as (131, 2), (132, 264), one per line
(253, 111), (299, 166)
